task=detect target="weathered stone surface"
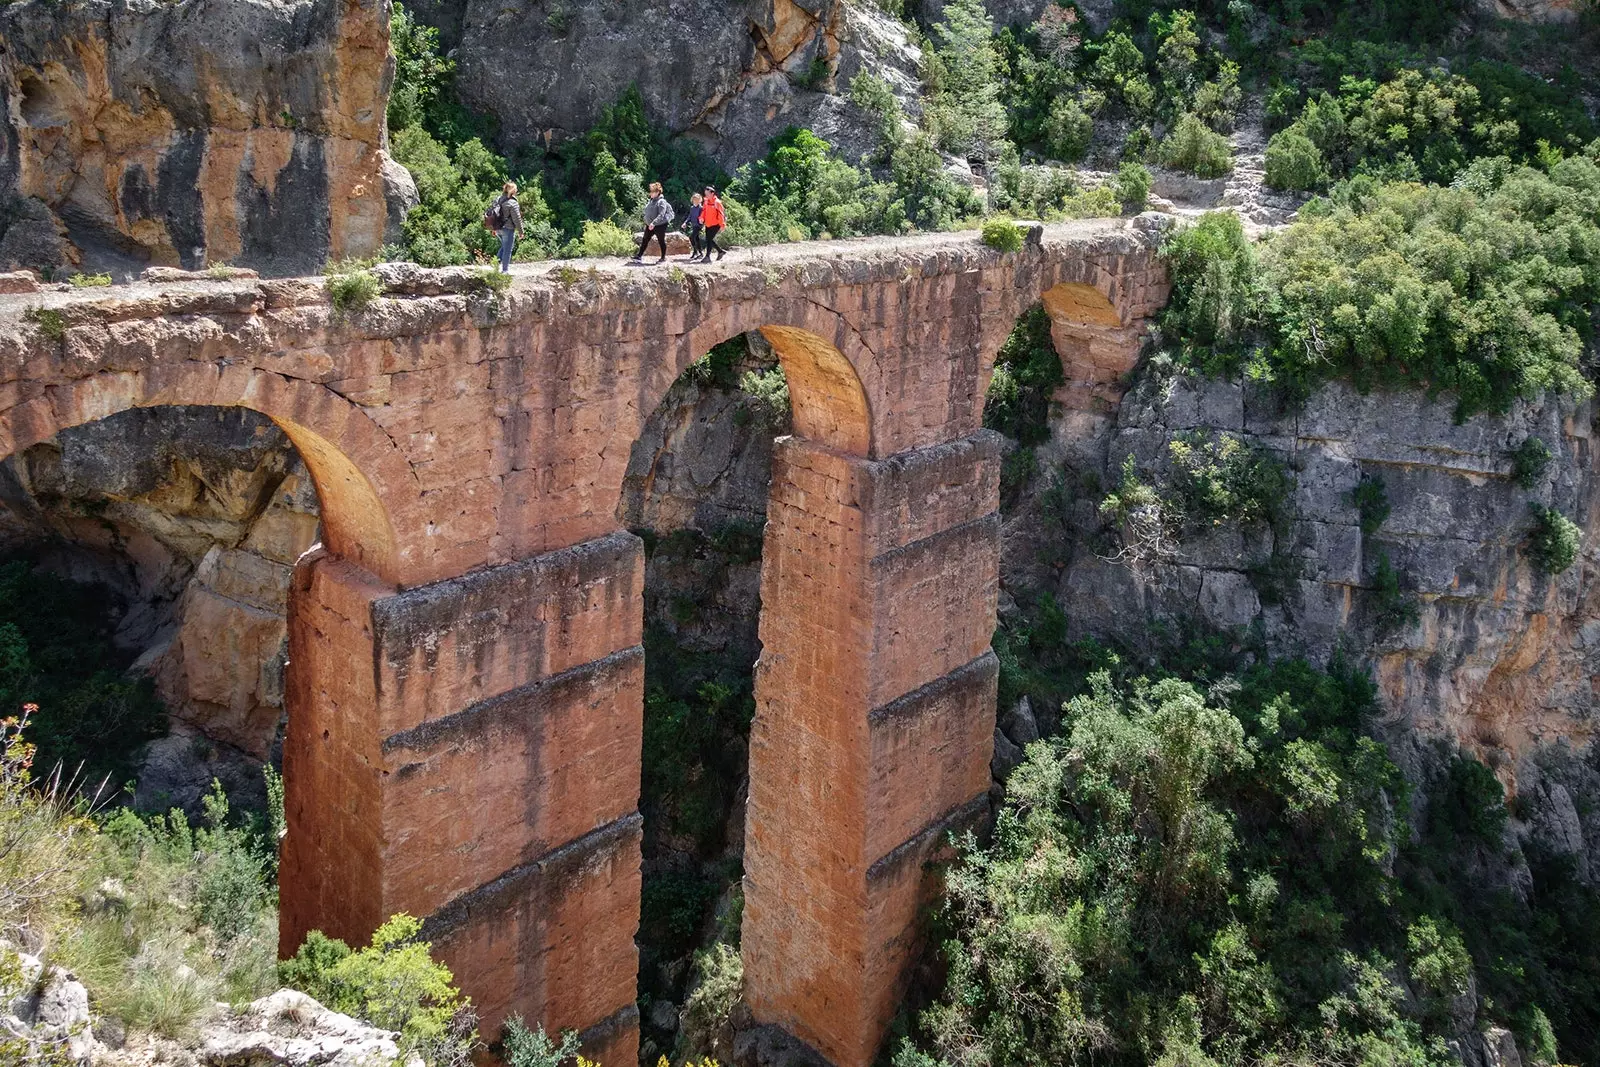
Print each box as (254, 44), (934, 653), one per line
(1475, 0), (1582, 20)
(194, 990), (422, 1067)
(0, 270), (39, 294)
(413, 0), (921, 166)
(0, 0), (394, 278)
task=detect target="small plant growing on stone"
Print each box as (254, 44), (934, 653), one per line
(324, 263), (383, 313)
(1526, 504), (1580, 575)
(1351, 473), (1391, 535)
(471, 268), (512, 295)
(553, 265), (581, 286)
(1370, 550), (1419, 634)
(982, 217), (1025, 254)
(24, 306), (65, 341)
(67, 272), (112, 288)
(205, 263), (250, 281)
(501, 1017), (579, 1067)
(1509, 436), (1553, 491)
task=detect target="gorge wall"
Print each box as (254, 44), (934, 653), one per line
(0, 0), (404, 280)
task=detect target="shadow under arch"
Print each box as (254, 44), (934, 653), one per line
(674, 303), (876, 459)
(0, 367), (410, 583)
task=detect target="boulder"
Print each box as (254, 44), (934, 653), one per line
(198, 989), (423, 1067)
(381, 152), (421, 248)
(633, 230), (695, 257)
(0, 269), (40, 293)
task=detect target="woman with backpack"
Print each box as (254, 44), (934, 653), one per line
(701, 187), (726, 261)
(631, 182), (674, 264)
(487, 181), (524, 273)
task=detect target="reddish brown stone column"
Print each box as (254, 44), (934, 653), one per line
(743, 431), (1002, 1067)
(278, 534), (646, 1065)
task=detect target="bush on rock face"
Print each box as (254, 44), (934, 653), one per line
(1160, 113), (1233, 178)
(1264, 126), (1328, 191)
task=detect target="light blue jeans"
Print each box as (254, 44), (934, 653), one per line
(497, 228), (517, 272)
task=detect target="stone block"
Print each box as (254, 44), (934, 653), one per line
(422, 816), (642, 1056)
(377, 649), (644, 918)
(370, 532), (644, 733)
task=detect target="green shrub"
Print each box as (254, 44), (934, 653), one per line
(67, 272), (112, 288)
(566, 219), (636, 258)
(501, 1017), (580, 1067)
(1113, 162), (1153, 212)
(1264, 126), (1328, 191)
(680, 943), (742, 1058)
(981, 217), (1025, 253)
(1351, 474), (1391, 536)
(472, 268), (513, 293)
(1166, 432), (1293, 530)
(1044, 97), (1095, 163)
(324, 264), (383, 312)
(1160, 113), (1233, 178)
(739, 366), (790, 430)
(1526, 504), (1580, 575)
(1509, 436), (1553, 490)
(922, 0), (1008, 162)
(1371, 550), (1419, 633)
(983, 304), (1063, 447)
(279, 914), (477, 1066)
(1159, 212), (1257, 359)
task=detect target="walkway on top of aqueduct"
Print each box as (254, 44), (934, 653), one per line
(0, 218), (1171, 1067)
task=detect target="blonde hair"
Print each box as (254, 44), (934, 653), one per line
(690, 192), (703, 203)
(649, 181), (663, 194)
(502, 181), (518, 195)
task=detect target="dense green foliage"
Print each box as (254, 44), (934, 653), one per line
(1524, 504), (1581, 575)
(907, 633), (1600, 1067)
(1161, 154), (1600, 418)
(984, 304), (1065, 449)
(279, 915), (477, 1066)
(0, 560), (165, 792)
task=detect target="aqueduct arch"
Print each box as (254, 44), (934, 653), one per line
(0, 221), (1169, 1067)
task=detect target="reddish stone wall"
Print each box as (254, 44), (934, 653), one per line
(744, 432), (1001, 1067)
(0, 222), (1168, 1067)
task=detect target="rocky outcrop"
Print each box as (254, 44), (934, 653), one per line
(0, 0), (398, 279)
(0, 406), (321, 803)
(1018, 369), (1598, 780)
(414, 0), (921, 166)
(1475, 0), (1584, 22)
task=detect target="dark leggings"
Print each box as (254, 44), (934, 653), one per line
(637, 224), (668, 258)
(688, 226), (704, 256)
(705, 224), (724, 254)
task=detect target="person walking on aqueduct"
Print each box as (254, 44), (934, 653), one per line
(489, 181), (524, 273)
(701, 186), (727, 261)
(682, 192), (706, 261)
(632, 182), (674, 264)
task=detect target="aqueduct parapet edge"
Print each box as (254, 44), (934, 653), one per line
(0, 219), (1170, 1067)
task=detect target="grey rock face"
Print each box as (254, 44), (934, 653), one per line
(416, 0), (919, 167)
(381, 150), (421, 248)
(198, 990), (423, 1067)
(1, 946), (94, 1063)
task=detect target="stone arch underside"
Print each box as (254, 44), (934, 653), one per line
(0, 366), (411, 584)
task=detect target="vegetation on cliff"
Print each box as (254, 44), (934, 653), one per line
(902, 637), (1600, 1067)
(1159, 153), (1600, 418)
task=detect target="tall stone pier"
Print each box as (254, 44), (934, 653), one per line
(0, 221), (1169, 1067)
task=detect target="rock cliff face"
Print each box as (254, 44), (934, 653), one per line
(0, 406), (320, 808)
(0, 0), (400, 279)
(1474, 0), (1585, 22)
(411, 0), (923, 166)
(1004, 362), (1600, 879)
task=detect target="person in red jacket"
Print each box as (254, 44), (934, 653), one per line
(700, 186), (727, 261)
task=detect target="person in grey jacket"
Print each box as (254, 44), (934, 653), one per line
(492, 181), (524, 273)
(631, 182), (674, 264)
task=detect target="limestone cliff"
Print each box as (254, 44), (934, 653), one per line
(0, 0), (401, 278)
(1000, 362), (1600, 885)
(408, 0), (924, 167)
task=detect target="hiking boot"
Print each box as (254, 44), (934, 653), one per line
(628, 256), (643, 264)
(716, 249), (726, 261)
(654, 257), (667, 264)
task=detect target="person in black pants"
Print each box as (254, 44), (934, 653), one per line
(682, 192), (705, 261)
(631, 182), (673, 264)
(701, 186), (726, 260)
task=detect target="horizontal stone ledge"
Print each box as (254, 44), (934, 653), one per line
(381, 645), (644, 756)
(868, 651), (999, 728)
(417, 811), (644, 942)
(869, 512), (999, 572)
(865, 792), (989, 886)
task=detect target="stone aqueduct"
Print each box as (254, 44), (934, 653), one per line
(0, 220), (1168, 1067)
